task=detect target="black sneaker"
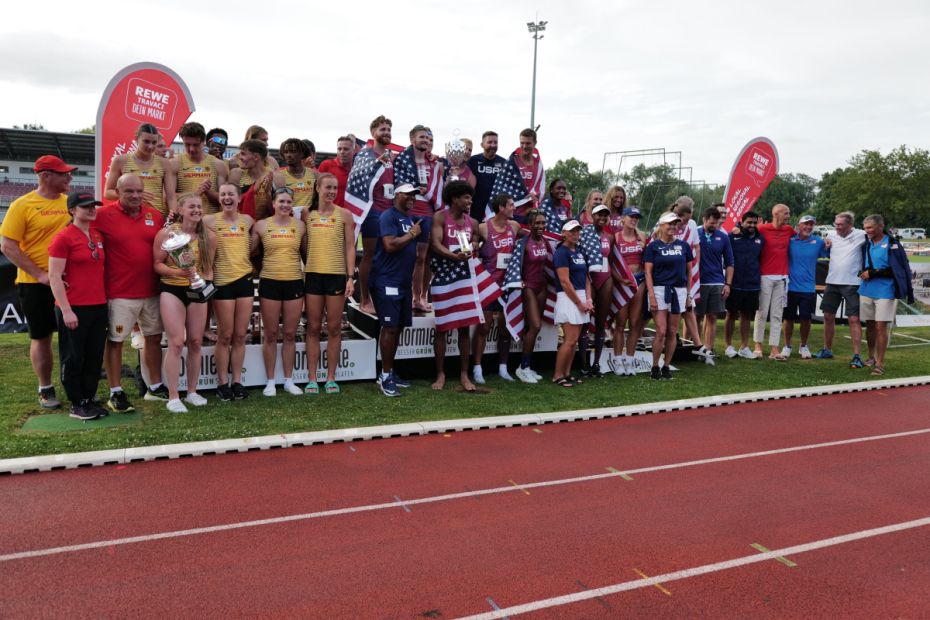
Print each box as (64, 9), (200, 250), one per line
(144, 384), (170, 401)
(231, 383), (249, 400)
(216, 383), (234, 402)
(39, 386), (61, 409)
(87, 399), (109, 418)
(69, 402), (99, 421)
(589, 363), (604, 378)
(107, 390), (135, 413)
(391, 372), (411, 388)
(579, 365), (594, 378)
(650, 366), (662, 380)
(661, 366), (673, 380)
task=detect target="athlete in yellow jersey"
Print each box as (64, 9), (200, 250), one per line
(228, 139), (284, 221)
(105, 123), (177, 216)
(174, 122), (228, 214)
(279, 138), (316, 215)
(250, 187), (306, 397)
(302, 173), (357, 395)
(203, 183), (254, 401)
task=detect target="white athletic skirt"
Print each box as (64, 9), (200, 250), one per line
(554, 290), (589, 325)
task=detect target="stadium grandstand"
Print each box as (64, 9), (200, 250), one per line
(0, 127), (332, 218)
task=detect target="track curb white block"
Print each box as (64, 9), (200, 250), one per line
(3, 376), (928, 475)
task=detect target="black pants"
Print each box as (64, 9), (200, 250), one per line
(56, 304), (108, 404)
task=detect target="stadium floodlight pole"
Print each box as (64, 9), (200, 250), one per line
(527, 19), (548, 129)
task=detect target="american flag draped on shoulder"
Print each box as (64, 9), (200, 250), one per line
(430, 254), (502, 332)
(393, 146), (443, 210)
(579, 225), (638, 331)
(484, 152), (536, 220)
(537, 196), (566, 234)
(676, 223), (701, 301)
(344, 147), (386, 240)
(500, 228), (561, 339)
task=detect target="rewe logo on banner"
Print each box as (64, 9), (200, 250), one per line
(721, 137), (779, 232)
(95, 63), (195, 198)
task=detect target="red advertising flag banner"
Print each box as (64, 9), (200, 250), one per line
(94, 62), (195, 198)
(721, 137), (779, 232)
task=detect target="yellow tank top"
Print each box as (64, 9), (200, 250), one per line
(125, 154), (166, 216)
(281, 168), (316, 207)
(238, 170), (253, 190)
(306, 207), (346, 275)
(213, 214), (252, 286)
(161, 234), (200, 287)
(177, 153), (220, 213)
(260, 217), (303, 281)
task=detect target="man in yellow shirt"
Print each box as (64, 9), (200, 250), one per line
(0, 155), (75, 408)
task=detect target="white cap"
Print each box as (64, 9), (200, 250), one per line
(592, 204), (611, 215)
(394, 183), (420, 194)
(562, 219), (582, 232)
(799, 214), (816, 224)
(658, 212), (681, 225)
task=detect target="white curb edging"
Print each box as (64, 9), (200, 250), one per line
(3, 376), (928, 475)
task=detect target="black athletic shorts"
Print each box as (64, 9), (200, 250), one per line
(725, 288), (760, 315)
(304, 273), (347, 296)
(213, 274), (255, 301)
(18, 283), (57, 339)
(160, 282), (210, 307)
(258, 278), (304, 301)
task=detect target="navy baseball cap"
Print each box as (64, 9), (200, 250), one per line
(622, 207), (641, 217)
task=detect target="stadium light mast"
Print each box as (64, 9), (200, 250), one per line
(527, 19), (548, 130)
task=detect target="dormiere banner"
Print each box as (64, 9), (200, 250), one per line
(95, 62), (195, 197)
(721, 137), (779, 232)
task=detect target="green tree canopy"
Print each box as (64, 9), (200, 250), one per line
(545, 158), (616, 214)
(756, 173), (818, 218)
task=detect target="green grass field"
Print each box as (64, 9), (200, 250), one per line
(2, 324), (928, 459)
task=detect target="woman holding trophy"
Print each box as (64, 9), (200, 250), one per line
(154, 193), (217, 413)
(251, 186), (306, 397)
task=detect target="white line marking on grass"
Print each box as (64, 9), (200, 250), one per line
(456, 516), (930, 619)
(2, 427), (928, 564)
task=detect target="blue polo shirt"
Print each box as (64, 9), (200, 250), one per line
(698, 226), (734, 285)
(729, 230), (765, 291)
(553, 245), (588, 292)
(371, 207), (417, 288)
(644, 239), (693, 287)
(467, 153), (506, 221)
(788, 234), (828, 293)
(859, 236), (895, 299)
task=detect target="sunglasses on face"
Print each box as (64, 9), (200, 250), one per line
(209, 136), (228, 146)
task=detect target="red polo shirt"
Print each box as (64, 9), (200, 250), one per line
(92, 202), (165, 298)
(758, 222), (796, 276)
(48, 225), (107, 306)
(318, 158), (351, 207)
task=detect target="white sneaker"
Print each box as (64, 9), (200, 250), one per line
(530, 369), (543, 381)
(283, 380), (303, 395)
(184, 392), (208, 407)
(611, 355), (624, 376)
(499, 366), (515, 382)
(738, 347), (757, 359)
(799, 345), (812, 360)
(627, 357), (639, 375)
(263, 382), (276, 397)
(515, 367), (538, 384)
(725, 345), (738, 358)
(704, 351), (716, 366)
(692, 346), (708, 359)
(781, 346), (792, 358)
(472, 367), (485, 385)
(166, 398), (188, 413)
(130, 330), (145, 350)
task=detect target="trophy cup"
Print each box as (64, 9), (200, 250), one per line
(455, 230), (473, 255)
(445, 134), (467, 181)
(161, 229), (216, 302)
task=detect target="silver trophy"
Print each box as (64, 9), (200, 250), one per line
(445, 137), (467, 181)
(161, 229), (216, 302)
(455, 230), (473, 255)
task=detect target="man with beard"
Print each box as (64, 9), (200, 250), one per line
(0, 155), (75, 408)
(174, 122), (227, 214)
(467, 131), (506, 222)
(694, 207), (734, 362)
(205, 128), (229, 161)
(724, 211), (764, 359)
(318, 135), (354, 207)
(93, 174), (168, 411)
(347, 115), (396, 314)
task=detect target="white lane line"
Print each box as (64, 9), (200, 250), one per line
(455, 516), (930, 619)
(2, 426), (928, 564)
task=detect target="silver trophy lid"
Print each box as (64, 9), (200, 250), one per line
(161, 229), (192, 252)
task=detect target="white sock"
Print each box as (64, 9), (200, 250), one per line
(381, 371), (391, 381)
(284, 378), (295, 387)
(39, 384), (53, 392)
(266, 379), (275, 387)
(499, 364), (511, 377)
(149, 382), (163, 391)
(110, 387), (123, 395)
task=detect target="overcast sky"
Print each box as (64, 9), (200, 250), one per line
(2, 0), (929, 186)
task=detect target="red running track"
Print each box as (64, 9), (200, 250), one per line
(2, 386), (930, 618)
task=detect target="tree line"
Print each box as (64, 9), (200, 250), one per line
(547, 145), (930, 230)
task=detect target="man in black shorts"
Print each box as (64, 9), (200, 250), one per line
(694, 207), (734, 363)
(0, 155), (75, 408)
(724, 211), (764, 359)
